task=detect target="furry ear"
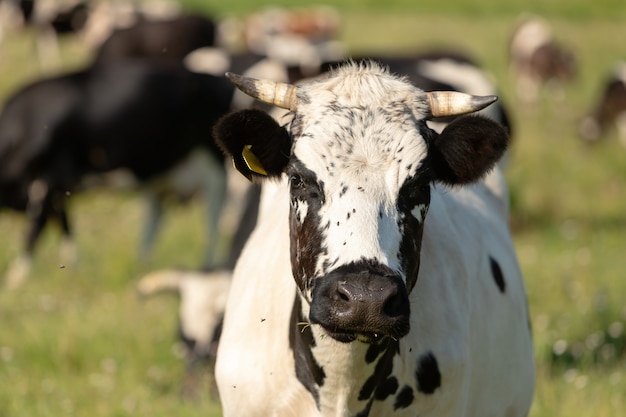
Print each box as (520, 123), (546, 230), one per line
(213, 109), (291, 180)
(429, 115), (509, 186)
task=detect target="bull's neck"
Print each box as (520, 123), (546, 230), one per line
(290, 294), (405, 417)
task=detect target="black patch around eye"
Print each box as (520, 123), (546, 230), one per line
(416, 351), (441, 394)
(397, 164), (432, 212)
(394, 385), (414, 410)
(489, 256), (506, 293)
(290, 174), (304, 189)
(287, 160), (325, 203)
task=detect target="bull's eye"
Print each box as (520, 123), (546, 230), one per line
(399, 183), (430, 212)
(290, 174), (322, 201)
(290, 174), (304, 189)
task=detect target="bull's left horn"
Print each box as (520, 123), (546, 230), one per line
(226, 72), (298, 110)
(427, 91), (498, 117)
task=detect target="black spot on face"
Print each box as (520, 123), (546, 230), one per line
(416, 351), (441, 394)
(489, 256), (506, 293)
(394, 385), (414, 410)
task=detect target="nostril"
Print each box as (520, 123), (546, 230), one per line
(334, 281), (352, 303)
(382, 287), (408, 319)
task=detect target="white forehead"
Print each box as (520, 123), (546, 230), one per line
(287, 63), (433, 272)
(292, 62), (431, 187)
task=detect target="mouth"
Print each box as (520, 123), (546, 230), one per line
(320, 329), (386, 344)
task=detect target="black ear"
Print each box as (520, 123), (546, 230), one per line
(213, 109), (291, 180)
(429, 115), (509, 186)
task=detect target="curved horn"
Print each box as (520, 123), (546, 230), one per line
(226, 72), (298, 110)
(427, 91), (498, 117)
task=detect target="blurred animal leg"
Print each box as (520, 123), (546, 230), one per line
(4, 181), (50, 289)
(201, 159), (227, 268)
(616, 112), (626, 148)
(57, 203), (76, 266)
(140, 193), (164, 261)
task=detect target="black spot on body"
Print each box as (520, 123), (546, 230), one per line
(355, 399), (373, 417)
(359, 338), (399, 401)
(489, 256), (506, 293)
(375, 377), (399, 400)
(394, 385), (414, 410)
(416, 352), (441, 394)
(365, 340), (388, 364)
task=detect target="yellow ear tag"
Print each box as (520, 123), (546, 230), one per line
(242, 145), (268, 176)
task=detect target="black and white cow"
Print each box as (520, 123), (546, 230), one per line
(509, 15), (576, 103)
(212, 62), (534, 417)
(579, 61), (626, 147)
(0, 60), (234, 288)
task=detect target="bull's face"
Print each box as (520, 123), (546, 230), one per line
(214, 63), (508, 343)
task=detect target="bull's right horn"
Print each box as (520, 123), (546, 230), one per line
(226, 72), (298, 110)
(427, 91), (498, 117)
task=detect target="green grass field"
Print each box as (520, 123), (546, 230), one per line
(1, 1), (625, 416)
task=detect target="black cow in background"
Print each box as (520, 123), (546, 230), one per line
(93, 13), (217, 65)
(87, 11), (254, 268)
(579, 61), (626, 147)
(0, 60), (235, 289)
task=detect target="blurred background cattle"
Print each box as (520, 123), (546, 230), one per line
(509, 14), (577, 103)
(0, 2), (349, 289)
(0, 60), (237, 288)
(579, 61), (626, 147)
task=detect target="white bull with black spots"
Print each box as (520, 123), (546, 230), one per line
(213, 62), (534, 417)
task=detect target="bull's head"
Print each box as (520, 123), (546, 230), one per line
(214, 63), (508, 343)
